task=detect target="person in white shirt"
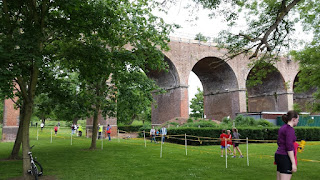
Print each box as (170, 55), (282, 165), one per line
(160, 126), (167, 144)
(150, 126), (156, 143)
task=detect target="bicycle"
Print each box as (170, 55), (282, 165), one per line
(27, 145), (43, 180)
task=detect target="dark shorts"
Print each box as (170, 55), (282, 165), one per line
(233, 143), (239, 147)
(275, 153), (292, 174)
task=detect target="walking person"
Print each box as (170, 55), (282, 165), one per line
(226, 130), (233, 155)
(54, 125), (58, 136)
(106, 124), (111, 141)
(232, 128), (243, 158)
(150, 126), (156, 143)
(275, 110), (299, 180)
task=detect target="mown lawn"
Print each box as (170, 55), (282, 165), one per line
(0, 127), (319, 180)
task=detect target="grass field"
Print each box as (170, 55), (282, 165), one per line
(0, 127), (319, 180)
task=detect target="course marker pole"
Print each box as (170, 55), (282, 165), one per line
(37, 129), (39, 141)
(86, 129), (88, 138)
(144, 130), (146, 148)
(247, 137), (249, 166)
(185, 133), (187, 156)
(225, 139), (228, 168)
(160, 135), (163, 158)
(101, 132), (103, 150)
(50, 130), (52, 143)
(118, 129), (120, 143)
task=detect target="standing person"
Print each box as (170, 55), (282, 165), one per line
(54, 125), (58, 136)
(232, 128), (243, 158)
(220, 129), (228, 157)
(57, 121), (60, 129)
(78, 125), (83, 137)
(98, 124), (103, 139)
(150, 126), (156, 143)
(275, 111), (299, 180)
(160, 126), (167, 144)
(71, 124), (75, 134)
(226, 130), (233, 155)
(106, 124), (111, 141)
(40, 122), (44, 131)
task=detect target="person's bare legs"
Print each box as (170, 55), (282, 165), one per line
(280, 173), (292, 180)
(277, 171), (281, 180)
(236, 146), (243, 156)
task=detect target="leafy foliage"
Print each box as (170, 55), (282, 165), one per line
(189, 88), (204, 118)
(194, 33), (208, 42)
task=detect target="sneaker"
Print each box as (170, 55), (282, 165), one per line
(230, 153), (233, 155)
(232, 156), (236, 158)
(221, 155), (223, 157)
(240, 155), (244, 158)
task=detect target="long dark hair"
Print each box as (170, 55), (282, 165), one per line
(282, 110), (298, 124)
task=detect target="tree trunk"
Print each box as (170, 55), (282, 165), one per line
(22, 101), (33, 179)
(8, 109), (24, 159)
(73, 117), (79, 125)
(8, 99), (26, 160)
(90, 105), (100, 149)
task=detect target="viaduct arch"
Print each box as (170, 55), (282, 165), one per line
(151, 37), (300, 124)
(2, 37), (304, 141)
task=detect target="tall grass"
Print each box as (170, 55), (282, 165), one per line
(0, 127), (319, 180)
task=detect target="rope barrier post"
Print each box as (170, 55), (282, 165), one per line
(247, 137), (249, 166)
(101, 131), (103, 150)
(37, 129), (39, 141)
(144, 130), (146, 148)
(225, 138), (228, 168)
(118, 129), (120, 143)
(71, 133), (73, 145)
(86, 129), (88, 138)
(185, 133), (187, 156)
(50, 129), (52, 143)
(160, 134), (163, 158)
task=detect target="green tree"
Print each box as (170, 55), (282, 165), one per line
(194, 32), (208, 42)
(190, 88), (204, 118)
(0, 0), (172, 178)
(117, 71), (157, 125)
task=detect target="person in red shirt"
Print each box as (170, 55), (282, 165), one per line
(220, 130), (229, 157)
(54, 125), (58, 136)
(226, 130), (233, 155)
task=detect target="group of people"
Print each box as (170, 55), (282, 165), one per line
(149, 126), (167, 144)
(220, 110), (300, 180)
(98, 124), (112, 141)
(71, 124), (83, 137)
(219, 128), (243, 158)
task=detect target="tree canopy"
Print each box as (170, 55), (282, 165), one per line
(0, 0), (173, 178)
(189, 88), (204, 118)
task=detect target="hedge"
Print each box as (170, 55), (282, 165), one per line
(139, 126), (320, 146)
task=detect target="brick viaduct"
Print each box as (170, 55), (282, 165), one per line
(2, 37), (312, 141)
